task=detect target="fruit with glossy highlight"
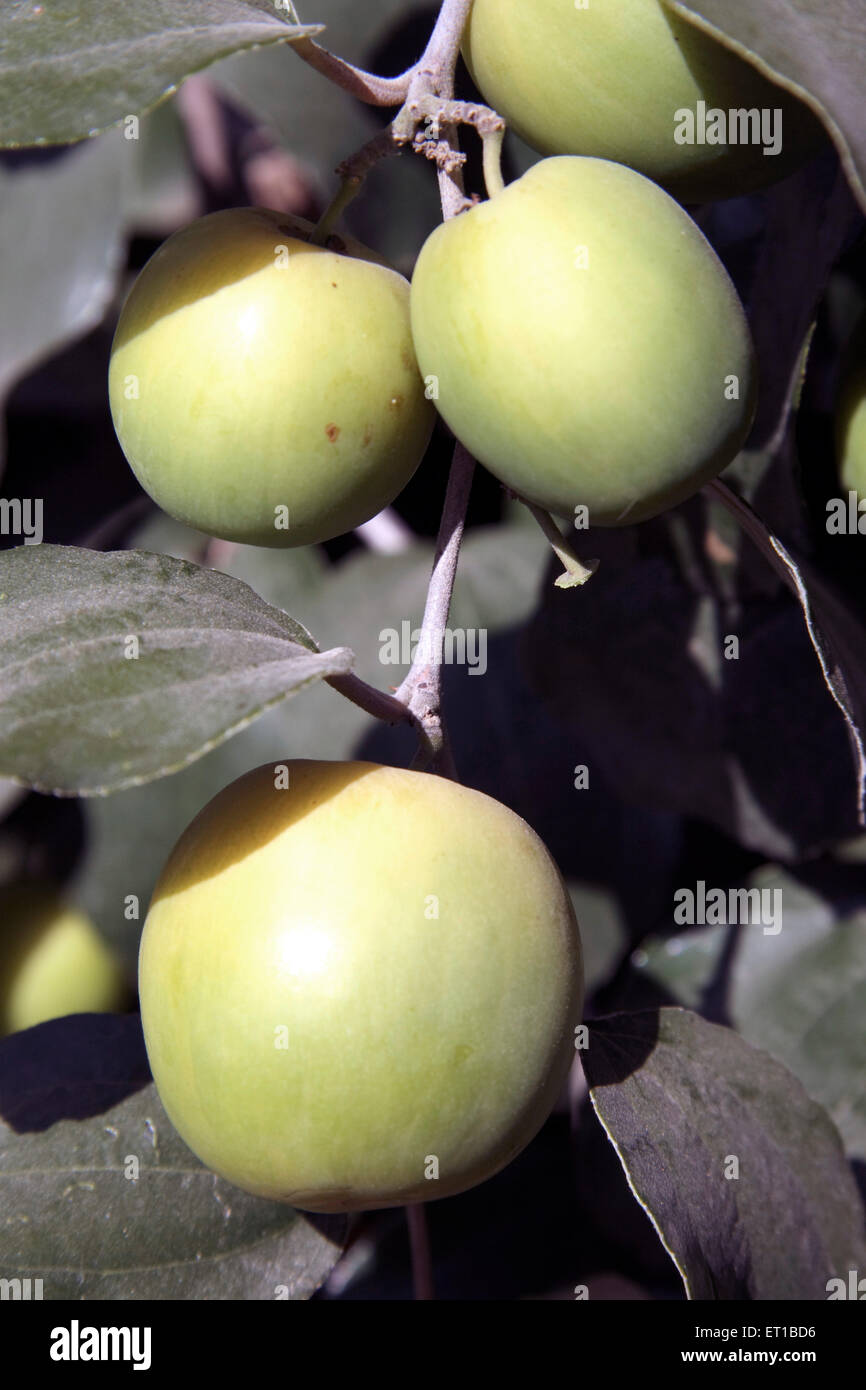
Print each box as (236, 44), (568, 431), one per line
(410, 156), (757, 527)
(109, 209), (435, 548)
(138, 760), (583, 1212)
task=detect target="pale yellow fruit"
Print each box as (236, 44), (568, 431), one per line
(464, 0), (824, 201)
(411, 157), (757, 526)
(109, 209), (435, 548)
(139, 760), (583, 1211)
(0, 886), (127, 1036)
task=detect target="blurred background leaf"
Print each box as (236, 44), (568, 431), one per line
(0, 133), (129, 474)
(635, 865), (866, 1164)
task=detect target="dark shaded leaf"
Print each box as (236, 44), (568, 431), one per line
(584, 1007), (866, 1299)
(0, 1015), (346, 1299)
(714, 162), (859, 449)
(0, 1013), (151, 1133)
(523, 516), (861, 860)
(711, 481), (866, 824)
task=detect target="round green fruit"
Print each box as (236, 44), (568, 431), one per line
(109, 209), (435, 548)
(410, 156), (757, 527)
(464, 0), (823, 201)
(0, 885), (127, 1036)
(836, 315), (866, 502)
(139, 760), (583, 1212)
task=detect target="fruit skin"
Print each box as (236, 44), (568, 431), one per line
(464, 0), (823, 201)
(410, 156), (757, 527)
(109, 209), (435, 548)
(836, 316), (866, 501)
(138, 760), (583, 1212)
(0, 886), (127, 1036)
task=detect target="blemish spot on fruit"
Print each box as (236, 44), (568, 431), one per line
(331, 282), (338, 289)
(325, 423), (340, 442)
(389, 395), (404, 411)
(363, 426), (373, 448)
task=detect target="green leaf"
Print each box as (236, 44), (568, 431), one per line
(584, 1007), (866, 1300)
(635, 866), (866, 1163)
(0, 1015), (346, 1299)
(671, 0), (866, 213)
(0, 544), (353, 795)
(0, 0), (320, 148)
(728, 871), (866, 1163)
(67, 512), (550, 971)
(633, 924), (727, 1012)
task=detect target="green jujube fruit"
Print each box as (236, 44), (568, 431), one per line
(410, 157), (757, 527)
(139, 760), (583, 1212)
(463, 0), (824, 201)
(109, 209), (435, 548)
(0, 886), (127, 1036)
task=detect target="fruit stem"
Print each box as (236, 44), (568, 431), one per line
(310, 178), (362, 246)
(325, 672), (418, 728)
(406, 1205), (435, 1300)
(299, 1), (483, 783)
(412, 0), (474, 100)
(394, 442), (476, 774)
(317, 3), (480, 784)
(482, 126), (506, 199)
(288, 0), (473, 113)
(326, 677), (452, 779)
(523, 504), (600, 588)
(289, 36), (414, 107)
(291, 1), (496, 219)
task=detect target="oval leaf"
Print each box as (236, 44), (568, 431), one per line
(0, 0), (320, 147)
(0, 545), (353, 795)
(583, 1007), (866, 1300)
(671, 0), (866, 212)
(0, 1014), (346, 1299)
